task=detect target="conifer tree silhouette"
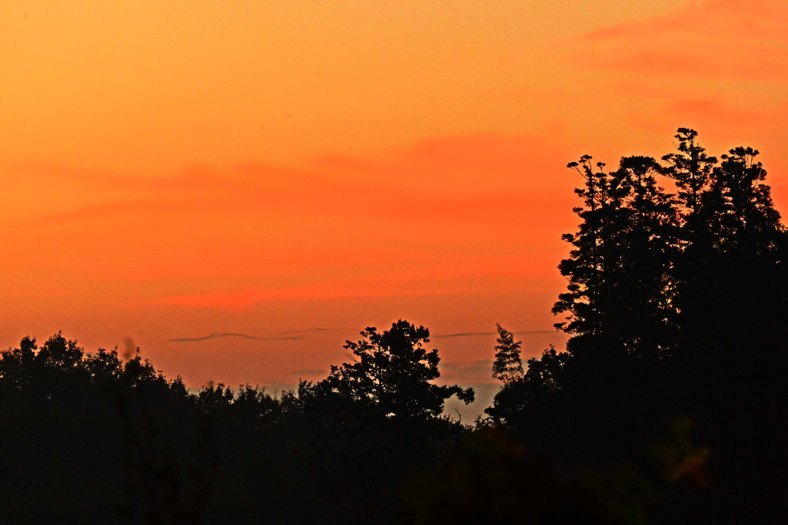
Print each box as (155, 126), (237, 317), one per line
(491, 324), (524, 383)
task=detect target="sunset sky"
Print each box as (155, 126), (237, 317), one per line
(1, 1), (786, 410)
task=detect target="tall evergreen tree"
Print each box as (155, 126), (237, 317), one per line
(605, 155), (679, 355)
(491, 324), (524, 383)
(552, 156), (612, 341)
(661, 127), (717, 218)
(554, 153), (678, 357)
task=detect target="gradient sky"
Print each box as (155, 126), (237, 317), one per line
(1, 1), (786, 412)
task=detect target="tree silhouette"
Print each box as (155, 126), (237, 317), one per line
(552, 155), (609, 339)
(485, 346), (567, 431)
(487, 128), (787, 522)
(661, 127), (717, 217)
(306, 320), (474, 419)
(554, 154), (678, 359)
(491, 324), (524, 383)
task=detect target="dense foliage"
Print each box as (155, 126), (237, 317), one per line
(487, 128), (787, 523)
(1, 129), (784, 523)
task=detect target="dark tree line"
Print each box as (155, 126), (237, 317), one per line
(0, 129), (784, 524)
(0, 322), (480, 524)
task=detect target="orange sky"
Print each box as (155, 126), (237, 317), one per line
(1, 1), (786, 412)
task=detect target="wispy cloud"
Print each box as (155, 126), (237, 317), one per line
(434, 329), (554, 339)
(277, 327), (334, 335)
(155, 283), (475, 310)
(439, 359), (496, 385)
(434, 331), (496, 339)
(569, 0), (788, 83)
(289, 368), (329, 377)
(3, 131), (573, 311)
(166, 332), (290, 343)
(165, 328), (333, 344)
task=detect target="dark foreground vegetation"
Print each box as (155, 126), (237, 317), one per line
(1, 129), (785, 524)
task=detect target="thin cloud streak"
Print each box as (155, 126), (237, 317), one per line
(165, 327), (335, 343)
(278, 327), (334, 335)
(166, 331), (320, 344)
(568, 0), (788, 83)
(434, 330), (555, 339)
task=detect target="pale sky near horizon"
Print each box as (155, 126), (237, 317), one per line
(1, 1), (786, 412)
